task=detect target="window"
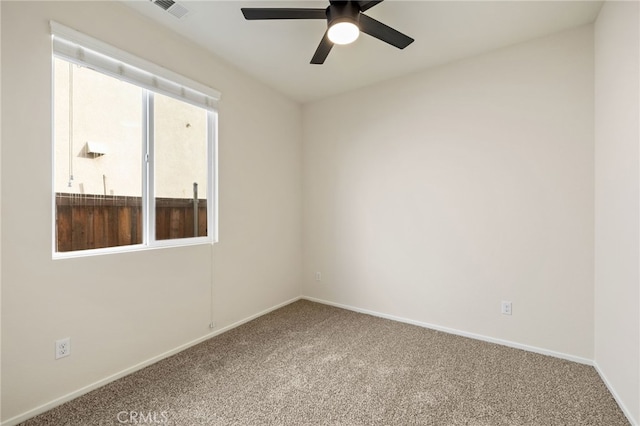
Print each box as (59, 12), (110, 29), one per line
(51, 22), (219, 256)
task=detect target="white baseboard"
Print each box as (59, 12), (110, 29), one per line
(593, 361), (639, 426)
(302, 296), (594, 365)
(209, 296), (302, 336)
(2, 296), (302, 426)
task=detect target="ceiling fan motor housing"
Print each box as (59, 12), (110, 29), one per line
(326, 1), (361, 28)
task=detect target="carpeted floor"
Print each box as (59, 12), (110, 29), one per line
(22, 300), (629, 425)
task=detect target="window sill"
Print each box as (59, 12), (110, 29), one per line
(52, 237), (215, 260)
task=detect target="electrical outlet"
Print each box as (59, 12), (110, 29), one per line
(315, 272), (322, 281)
(501, 301), (512, 316)
(209, 322), (216, 329)
(55, 337), (71, 359)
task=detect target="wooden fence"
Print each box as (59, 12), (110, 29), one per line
(55, 193), (207, 252)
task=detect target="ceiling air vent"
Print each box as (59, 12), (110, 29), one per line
(151, 0), (190, 19)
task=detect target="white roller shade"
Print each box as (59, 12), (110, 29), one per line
(51, 21), (220, 111)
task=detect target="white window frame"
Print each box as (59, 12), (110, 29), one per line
(51, 22), (220, 259)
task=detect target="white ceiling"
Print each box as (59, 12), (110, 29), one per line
(122, 0), (603, 103)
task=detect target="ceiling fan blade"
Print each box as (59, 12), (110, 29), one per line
(359, 14), (414, 49)
(311, 31), (334, 64)
(241, 8), (327, 20)
(357, 1), (383, 12)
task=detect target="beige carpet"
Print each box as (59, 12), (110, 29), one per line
(22, 300), (628, 425)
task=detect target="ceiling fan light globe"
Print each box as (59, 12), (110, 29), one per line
(328, 21), (360, 45)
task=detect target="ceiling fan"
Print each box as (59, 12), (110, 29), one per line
(241, 0), (414, 64)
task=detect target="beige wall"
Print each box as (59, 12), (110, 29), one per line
(302, 25), (595, 360)
(594, 1), (640, 424)
(53, 59), (143, 197)
(54, 59), (209, 199)
(1, 1), (302, 423)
